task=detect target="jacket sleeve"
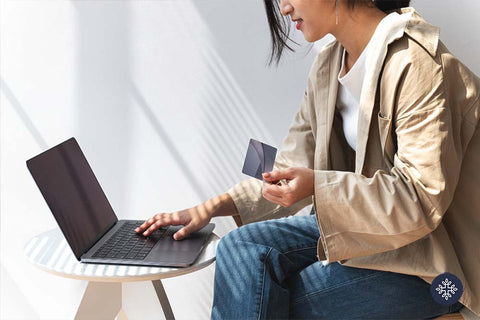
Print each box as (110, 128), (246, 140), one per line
(314, 47), (466, 263)
(226, 88), (316, 225)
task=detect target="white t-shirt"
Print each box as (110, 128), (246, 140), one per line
(336, 45), (369, 151)
(335, 12), (404, 151)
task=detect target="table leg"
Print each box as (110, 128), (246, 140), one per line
(152, 280), (175, 320)
(75, 282), (122, 320)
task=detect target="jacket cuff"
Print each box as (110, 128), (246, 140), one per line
(226, 178), (265, 225)
(313, 170), (345, 263)
(227, 178), (314, 226)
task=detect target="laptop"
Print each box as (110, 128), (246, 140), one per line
(26, 137), (215, 268)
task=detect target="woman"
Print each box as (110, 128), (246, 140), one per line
(137, 0), (480, 318)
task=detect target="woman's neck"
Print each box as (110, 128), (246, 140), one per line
(331, 4), (387, 72)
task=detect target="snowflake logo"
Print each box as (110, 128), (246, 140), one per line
(435, 277), (459, 301)
(430, 272), (463, 306)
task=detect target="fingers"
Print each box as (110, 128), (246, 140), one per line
(135, 210), (201, 240)
(173, 222), (196, 241)
(142, 220), (166, 237)
(262, 168), (295, 182)
(263, 181), (290, 197)
(136, 204), (214, 240)
(262, 182), (286, 207)
(261, 167), (314, 207)
(262, 190), (285, 206)
(135, 218), (154, 234)
(135, 212), (181, 237)
(263, 180), (298, 207)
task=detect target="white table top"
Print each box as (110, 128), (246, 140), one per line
(24, 228), (219, 282)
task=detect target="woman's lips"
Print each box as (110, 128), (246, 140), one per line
(295, 19), (303, 30)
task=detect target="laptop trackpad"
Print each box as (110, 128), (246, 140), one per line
(146, 224), (214, 266)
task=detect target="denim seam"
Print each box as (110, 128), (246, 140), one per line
(258, 247), (273, 320)
(283, 245), (319, 255)
(292, 272), (386, 304)
(230, 239), (318, 256)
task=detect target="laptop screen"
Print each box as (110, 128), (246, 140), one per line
(27, 138), (117, 260)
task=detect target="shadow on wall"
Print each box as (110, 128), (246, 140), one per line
(189, 0), (318, 141)
(1, 77), (48, 150)
(130, 82), (211, 200)
(72, 1), (132, 212)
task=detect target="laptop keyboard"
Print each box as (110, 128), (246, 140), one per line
(92, 221), (168, 260)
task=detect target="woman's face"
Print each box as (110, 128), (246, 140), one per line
(280, 0), (336, 42)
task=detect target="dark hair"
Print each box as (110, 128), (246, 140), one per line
(264, 0), (411, 65)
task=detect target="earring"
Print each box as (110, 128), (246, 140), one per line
(335, 0), (338, 25)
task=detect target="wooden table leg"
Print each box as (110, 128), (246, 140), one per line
(152, 280), (175, 320)
(75, 282), (122, 320)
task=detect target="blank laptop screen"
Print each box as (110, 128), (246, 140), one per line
(27, 138), (117, 260)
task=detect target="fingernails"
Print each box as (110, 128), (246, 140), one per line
(263, 172), (270, 178)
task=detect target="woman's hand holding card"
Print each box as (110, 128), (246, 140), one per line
(261, 167), (314, 207)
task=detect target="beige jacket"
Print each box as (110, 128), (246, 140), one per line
(227, 7), (480, 319)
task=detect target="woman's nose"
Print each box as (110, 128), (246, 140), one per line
(279, 1), (293, 16)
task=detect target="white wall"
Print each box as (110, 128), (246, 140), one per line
(1, 0), (479, 319)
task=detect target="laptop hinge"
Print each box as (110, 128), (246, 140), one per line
(81, 219), (118, 258)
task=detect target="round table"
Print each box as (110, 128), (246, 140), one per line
(24, 228), (219, 320)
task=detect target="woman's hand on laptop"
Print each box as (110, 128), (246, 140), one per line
(135, 193), (238, 240)
(135, 206), (211, 241)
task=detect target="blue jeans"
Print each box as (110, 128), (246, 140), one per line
(211, 214), (463, 319)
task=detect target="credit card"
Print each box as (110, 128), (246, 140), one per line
(241, 138), (277, 181)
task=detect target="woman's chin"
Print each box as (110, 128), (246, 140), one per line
(304, 35), (321, 43)
(303, 31), (325, 43)
(302, 30), (325, 42)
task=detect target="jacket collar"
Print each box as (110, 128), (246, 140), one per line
(401, 7), (440, 57)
